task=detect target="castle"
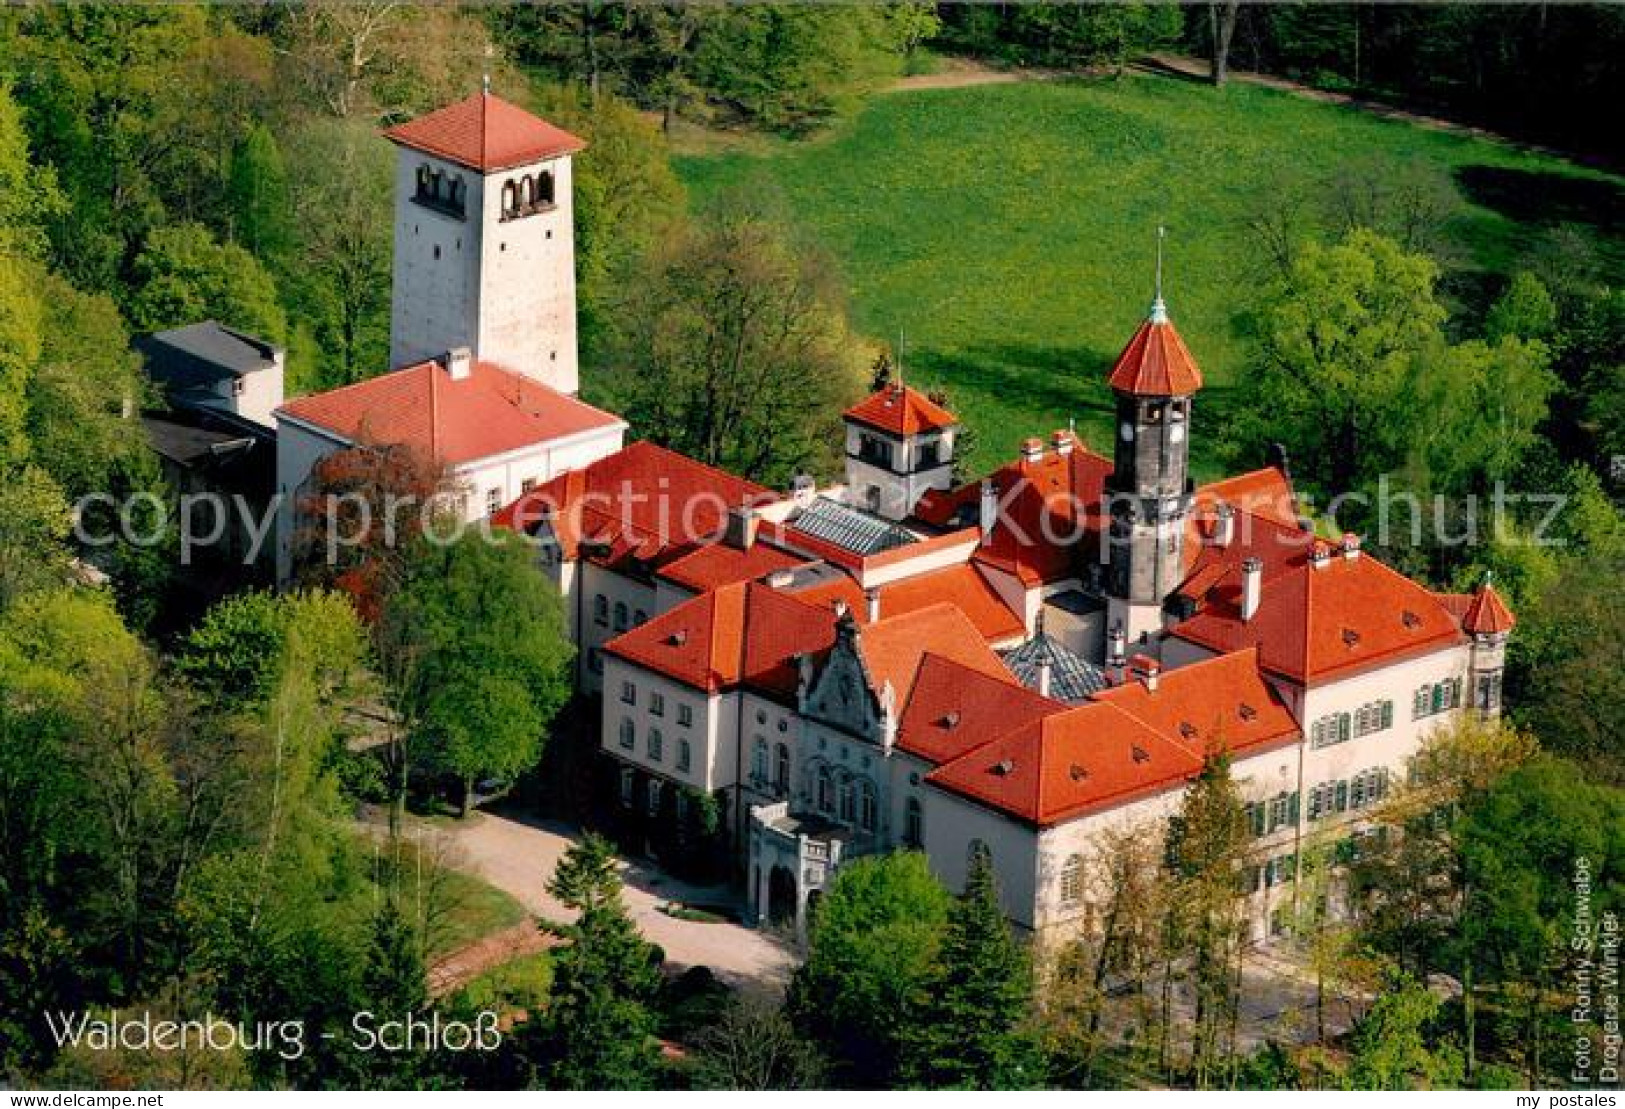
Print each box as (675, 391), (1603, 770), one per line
(279, 92), (1515, 950)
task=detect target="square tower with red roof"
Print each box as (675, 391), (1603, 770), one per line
(384, 90), (586, 395)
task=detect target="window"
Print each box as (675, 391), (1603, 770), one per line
(634, 609), (648, 625)
(613, 602), (629, 631)
(521, 478), (537, 494)
(619, 768), (634, 807)
(677, 739), (692, 773)
(588, 648), (604, 675)
(816, 768), (834, 814)
(1477, 672), (1502, 713)
(1311, 713), (1353, 749)
(537, 170), (555, 206)
(647, 779), (662, 816)
(752, 739), (769, 785)
(618, 719), (635, 750)
(1267, 791), (1299, 832)
(1060, 854), (1085, 907)
(858, 781), (877, 833)
(1243, 802), (1266, 838)
(1416, 678), (1463, 719)
(774, 743), (791, 796)
(650, 692), (665, 718)
(904, 797), (923, 848)
(647, 728), (663, 762)
(231, 377), (246, 397)
(620, 681), (636, 706)
(677, 703), (693, 727)
(594, 595), (609, 626)
(1353, 700), (1394, 738)
(968, 839), (991, 870)
(839, 779), (856, 823)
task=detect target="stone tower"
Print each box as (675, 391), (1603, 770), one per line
(383, 90), (585, 394)
(1103, 267), (1204, 646)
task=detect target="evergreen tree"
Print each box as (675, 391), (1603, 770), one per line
(526, 834), (662, 1089)
(901, 845), (1043, 1089)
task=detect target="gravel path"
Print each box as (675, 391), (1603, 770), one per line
(421, 808), (797, 998)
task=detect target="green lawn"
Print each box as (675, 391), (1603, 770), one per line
(676, 73), (1625, 477)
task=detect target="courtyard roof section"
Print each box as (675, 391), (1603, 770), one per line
(787, 562), (1025, 644)
(276, 358), (624, 468)
(383, 91), (585, 172)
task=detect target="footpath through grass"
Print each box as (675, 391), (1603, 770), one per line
(677, 73), (1625, 476)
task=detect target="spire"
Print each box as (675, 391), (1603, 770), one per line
(1149, 225), (1169, 324)
(896, 328), (906, 392)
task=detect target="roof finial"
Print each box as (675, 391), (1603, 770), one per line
(482, 44), (494, 96)
(1150, 225), (1168, 324)
(895, 328), (905, 392)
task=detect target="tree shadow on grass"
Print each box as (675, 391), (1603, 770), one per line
(1454, 165), (1625, 235)
(909, 342), (1120, 421)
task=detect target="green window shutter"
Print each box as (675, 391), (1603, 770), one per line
(1381, 700), (1393, 729)
(1335, 781), (1349, 812)
(1288, 791), (1300, 824)
(1338, 714), (1350, 743)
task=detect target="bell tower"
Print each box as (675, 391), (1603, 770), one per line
(1104, 230), (1204, 646)
(383, 90), (585, 394)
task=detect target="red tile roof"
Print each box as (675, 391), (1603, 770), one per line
(1169, 552), (1466, 685)
(896, 654), (1064, 766)
(915, 439), (1114, 585)
(1107, 314), (1204, 396)
(1461, 580), (1516, 635)
(277, 359), (623, 467)
(1194, 467), (1299, 531)
(1095, 648), (1299, 761)
(655, 534), (808, 595)
(789, 563), (1025, 643)
(928, 702), (1202, 827)
(383, 92), (585, 172)
(492, 441), (772, 564)
(852, 604), (1011, 702)
(603, 581), (835, 695)
(843, 384), (957, 437)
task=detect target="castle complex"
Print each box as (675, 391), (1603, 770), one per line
(277, 92), (1515, 950)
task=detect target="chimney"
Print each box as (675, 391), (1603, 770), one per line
(1129, 654), (1160, 693)
(1241, 557), (1263, 623)
(1021, 437), (1044, 464)
(443, 346), (473, 382)
(1341, 532), (1362, 561)
(724, 506), (759, 550)
(865, 587), (881, 623)
(791, 474), (817, 506)
(1107, 622), (1126, 667)
(1310, 541), (1333, 571)
(1051, 429), (1074, 457)
(1036, 656), (1053, 698)
(832, 598), (849, 621)
(1213, 502), (1235, 548)
(767, 569), (796, 590)
(979, 480), (999, 541)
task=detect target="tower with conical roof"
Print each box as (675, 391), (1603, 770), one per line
(1103, 230), (1204, 645)
(383, 90), (586, 394)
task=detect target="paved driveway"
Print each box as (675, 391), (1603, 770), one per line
(420, 807), (797, 996)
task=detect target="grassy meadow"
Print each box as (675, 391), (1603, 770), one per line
(676, 72), (1625, 477)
